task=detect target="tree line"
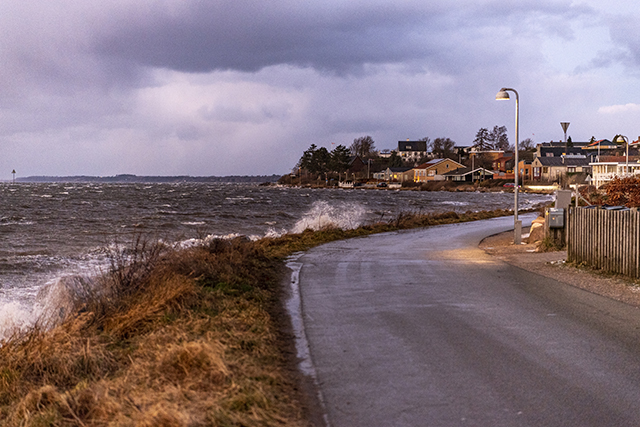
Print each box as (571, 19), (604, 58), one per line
(294, 126), (536, 179)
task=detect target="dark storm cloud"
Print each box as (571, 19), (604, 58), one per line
(94, 2), (438, 73)
(0, 0), (632, 177)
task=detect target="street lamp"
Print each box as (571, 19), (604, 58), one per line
(615, 135), (629, 176)
(495, 87), (521, 244)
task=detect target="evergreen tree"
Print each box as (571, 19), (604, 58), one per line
(473, 128), (491, 150)
(388, 151), (404, 167)
(330, 145), (351, 173)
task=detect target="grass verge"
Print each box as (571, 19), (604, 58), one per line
(0, 209), (515, 426)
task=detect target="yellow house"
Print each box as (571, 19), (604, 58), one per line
(413, 158), (464, 182)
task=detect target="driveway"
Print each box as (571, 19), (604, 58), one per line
(296, 214), (640, 426)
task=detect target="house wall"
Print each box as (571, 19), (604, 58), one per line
(417, 159), (463, 182)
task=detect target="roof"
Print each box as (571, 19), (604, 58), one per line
(593, 155), (640, 163)
(415, 158), (463, 169)
(534, 157), (591, 166)
(442, 167), (494, 177)
(494, 156), (514, 162)
(539, 141), (591, 147)
(584, 139), (616, 148)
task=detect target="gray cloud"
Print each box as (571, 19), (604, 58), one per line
(91, 1), (591, 75)
(0, 0), (636, 178)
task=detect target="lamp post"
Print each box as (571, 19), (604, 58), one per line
(495, 87), (521, 244)
(616, 135), (629, 176)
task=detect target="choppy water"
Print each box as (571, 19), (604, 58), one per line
(0, 182), (552, 336)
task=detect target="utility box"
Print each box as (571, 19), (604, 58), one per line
(555, 190), (572, 210)
(548, 208), (565, 228)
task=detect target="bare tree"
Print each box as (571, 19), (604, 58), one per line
(350, 136), (376, 159)
(432, 137), (456, 159)
(488, 125), (509, 150)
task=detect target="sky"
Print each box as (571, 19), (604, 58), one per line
(1, 0), (640, 177)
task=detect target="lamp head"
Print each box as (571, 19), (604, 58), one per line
(616, 135), (627, 144)
(495, 88), (510, 101)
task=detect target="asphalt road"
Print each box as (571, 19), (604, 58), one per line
(297, 214), (640, 426)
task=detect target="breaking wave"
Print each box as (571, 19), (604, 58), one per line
(291, 201), (367, 233)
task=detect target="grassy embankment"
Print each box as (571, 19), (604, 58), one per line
(0, 209), (513, 426)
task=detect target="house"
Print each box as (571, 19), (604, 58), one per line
(580, 139), (618, 156)
(374, 167), (413, 182)
(492, 153), (515, 172)
(590, 155), (640, 188)
(518, 160), (533, 182)
(413, 158), (464, 182)
(443, 167), (495, 182)
(398, 140), (428, 163)
(535, 141), (590, 158)
(377, 149), (392, 159)
(531, 155), (591, 182)
(347, 156), (366, 175)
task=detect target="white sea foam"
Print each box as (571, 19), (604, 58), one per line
(0, 300), (34, 341)
(291, 200), (367, 233)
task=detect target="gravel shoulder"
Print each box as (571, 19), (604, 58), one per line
(479, 228), (640, 307)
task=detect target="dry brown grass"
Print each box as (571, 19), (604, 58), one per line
(0, 237), (308, 426)
(0, 209), (520, 426)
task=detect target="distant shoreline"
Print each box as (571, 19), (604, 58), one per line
(13, 174), (282, 184)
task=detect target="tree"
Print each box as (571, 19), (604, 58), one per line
(419, 137), (432, 153)
(566, 136), (573, 147)
(388, 151), (404, 167)
(330, 144), (351, 173)
(488, 125), (509, 150)
(519, 138), (535, 151)
(298, 144), (318, 172)
(473, 128), (491, 150)
(297, 144), (330, 174)
(432, 137), (456, 159)
(311, 147), (331, 174)
(350, 136), (376, 159)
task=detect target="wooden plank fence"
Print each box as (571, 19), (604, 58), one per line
(567, 207), (640, 278)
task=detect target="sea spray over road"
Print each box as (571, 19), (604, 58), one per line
(0, 183), (553, 339)
(291, 201), (367, 233)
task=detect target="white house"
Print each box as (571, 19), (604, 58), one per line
(590, 155), (640, 188)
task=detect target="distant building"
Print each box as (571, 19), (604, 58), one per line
(413, 158), (464, 182)
(374, 167), (413, 182)
(531, 155), (591, 182)
(377, 149), (393, 159)
(443, 167), (494, 182)
(590, 155), (640, 188)
(398, 140), (428, 163)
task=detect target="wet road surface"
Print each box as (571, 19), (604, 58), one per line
(297, 215), (640, 426)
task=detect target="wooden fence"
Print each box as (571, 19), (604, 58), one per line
(567, 207), (640, 278)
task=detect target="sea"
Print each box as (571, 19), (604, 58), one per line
(0, 182), (553, 337)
